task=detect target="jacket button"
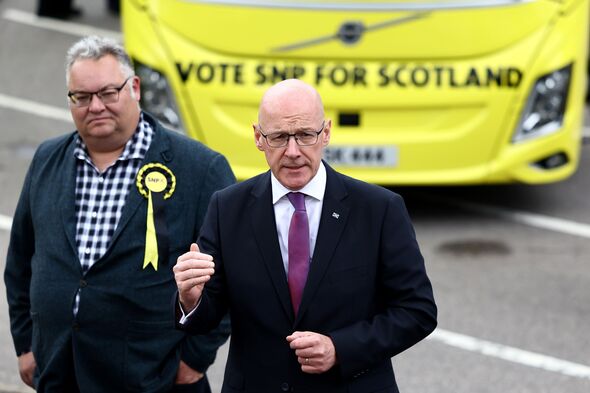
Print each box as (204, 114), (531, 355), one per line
(79, 279), (87, 288)
(72, 323), (79, 331)
(280, 382), (290, 392)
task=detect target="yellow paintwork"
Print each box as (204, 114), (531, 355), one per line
(122, 0), (589, 185)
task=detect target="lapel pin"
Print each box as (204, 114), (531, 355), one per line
(332, 212), (340, 219)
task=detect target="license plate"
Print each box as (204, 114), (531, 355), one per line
(323, 146), (398, 167)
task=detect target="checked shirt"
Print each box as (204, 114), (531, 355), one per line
(72, 113), (153, 314)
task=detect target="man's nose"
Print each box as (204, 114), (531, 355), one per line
(284, 136), (301, 156)
(88, 94), (106, 111)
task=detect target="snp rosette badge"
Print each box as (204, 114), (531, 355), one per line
(136, 163), (176, 270)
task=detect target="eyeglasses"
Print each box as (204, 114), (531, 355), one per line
(67, 76), (132, 107)
(258, 121), (325, 148)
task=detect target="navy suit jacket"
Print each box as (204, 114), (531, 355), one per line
(5, 113), (235, 392)
(179, 164), (437, 393)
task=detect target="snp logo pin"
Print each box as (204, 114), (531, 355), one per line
(332, 212), (340, 219)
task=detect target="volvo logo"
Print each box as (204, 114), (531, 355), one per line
(271, 13), (429, 52)
(338, 21), (365, 45)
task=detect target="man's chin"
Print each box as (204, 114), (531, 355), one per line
(85, 124), (116, 137)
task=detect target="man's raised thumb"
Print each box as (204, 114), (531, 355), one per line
(190, 243), (200, 253)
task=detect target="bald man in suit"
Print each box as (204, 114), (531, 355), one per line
(174, 79), (437, 393)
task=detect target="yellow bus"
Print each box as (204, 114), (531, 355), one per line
(122, 0), (588, 185)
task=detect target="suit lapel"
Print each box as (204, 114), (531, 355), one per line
(61, 138), (82, 271)
(250, 173), (296, 321)
(295, 165), (349, 325)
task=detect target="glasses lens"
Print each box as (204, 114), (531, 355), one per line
(98, 89), (119, 104)
(267, 133), (289, 147)
(70, 93), (90, 107)
(296, 132), (318, 146)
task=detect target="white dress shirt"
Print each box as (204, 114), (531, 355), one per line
(271, 162), (326, 275)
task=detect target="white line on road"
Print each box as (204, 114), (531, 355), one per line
(0, 93), (72, 123)
(429, 328), (590, 379)
(429, 195), (590, 239)
(0, 214), (13, 232)
(2, 8), (122, 41)
(465, 200), (590, 238)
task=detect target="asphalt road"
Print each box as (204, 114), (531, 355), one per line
(0, 0), (589, 392)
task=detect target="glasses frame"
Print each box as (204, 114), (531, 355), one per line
(67, 76), (132, 107)
(258, 121), (325, 148)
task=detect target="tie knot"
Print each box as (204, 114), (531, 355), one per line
(287, 192), (306, 211)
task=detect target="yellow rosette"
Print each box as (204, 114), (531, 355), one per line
(136, 163), (176, 271)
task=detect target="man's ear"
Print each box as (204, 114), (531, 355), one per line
(253, 124), (264, 151)
(322, 119), (332, 146)
(131, 76), (141, 102)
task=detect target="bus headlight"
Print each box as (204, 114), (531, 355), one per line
(135, 62), (184, 133)
(512, 64), (571, 143)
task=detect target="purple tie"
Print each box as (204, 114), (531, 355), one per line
(287, 192), (310, 315)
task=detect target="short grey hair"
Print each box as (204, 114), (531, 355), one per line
(65, 36), (134, 85)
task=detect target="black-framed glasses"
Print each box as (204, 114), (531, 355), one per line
(258, 121), (325, 148)
(67, 76), (132, 107)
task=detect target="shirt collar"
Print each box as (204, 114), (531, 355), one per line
(271, 161), (327, 204)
